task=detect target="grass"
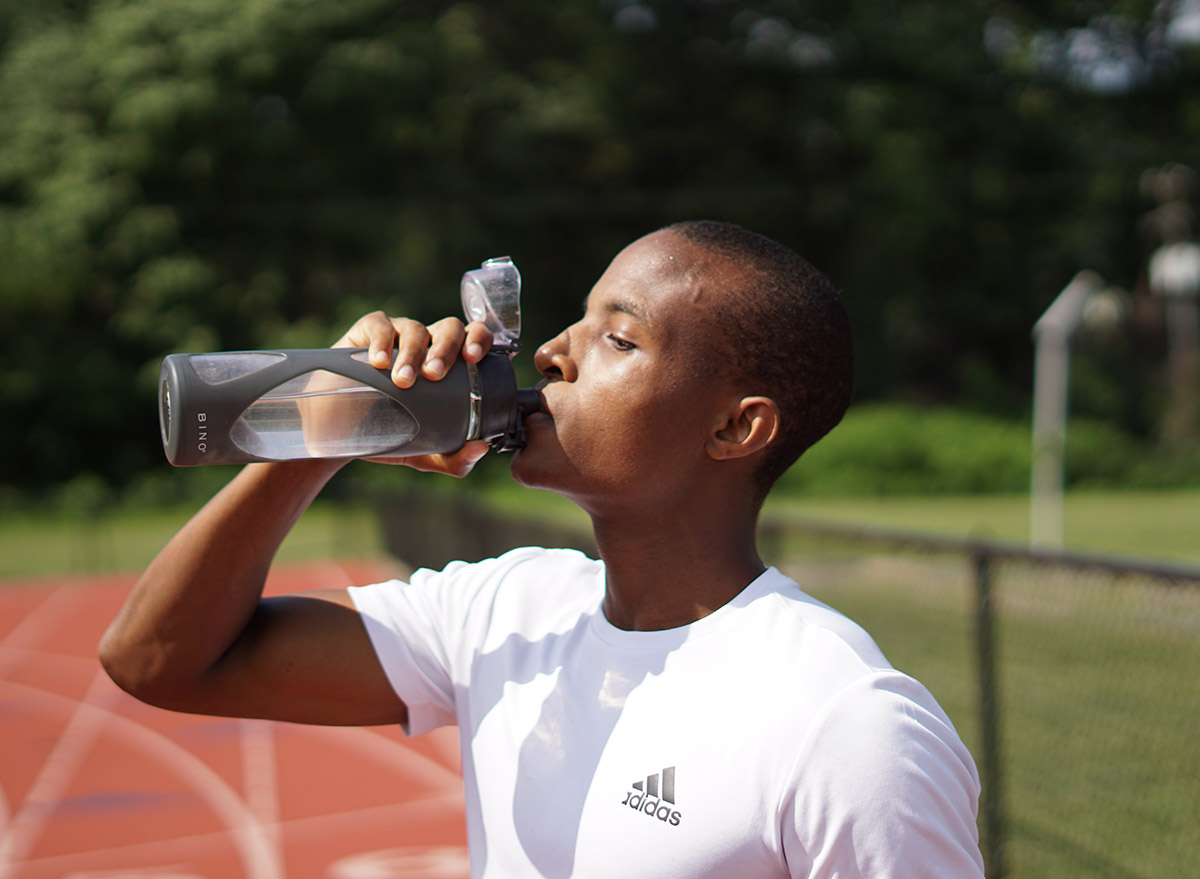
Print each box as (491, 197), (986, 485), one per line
(2, 486), (1196, 579)
(478, 484), (1200, 562)
(0, 500), (388, 579)
(763, 489), (1200, 562)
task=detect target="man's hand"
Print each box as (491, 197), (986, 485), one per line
(334, 311), (495, 476)
(335, 310), (494, 386)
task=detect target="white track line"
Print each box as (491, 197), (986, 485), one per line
(17, 792), (464, 875)
(0, 676), (283, 879)
(0, 785), (9, 864)
(0, 667), (112, 876)
(0, 586), (77, 678)
(0, 585), (93, 873)
(240, 719), (281, 855)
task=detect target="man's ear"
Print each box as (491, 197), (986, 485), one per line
(707, 396), (780, 461)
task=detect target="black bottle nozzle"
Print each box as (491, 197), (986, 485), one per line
(488, 387), (541, 452)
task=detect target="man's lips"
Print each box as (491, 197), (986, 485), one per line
(529, 380), (553, 421)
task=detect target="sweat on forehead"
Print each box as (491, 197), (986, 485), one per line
(620, 230), (750, 313)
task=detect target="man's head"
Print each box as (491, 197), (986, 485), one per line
(660, 220), (855, 498)
(515, 221), (853, 512)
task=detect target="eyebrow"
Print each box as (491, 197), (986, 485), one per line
(582, 294), (649, 324)
(607, 298), (648, 323)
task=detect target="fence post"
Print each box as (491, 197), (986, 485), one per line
(973, 548), (1007, 878)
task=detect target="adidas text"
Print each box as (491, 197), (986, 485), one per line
(621, 790), (682, 825)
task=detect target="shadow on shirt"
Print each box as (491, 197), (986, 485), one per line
(456, 607), (686, 878)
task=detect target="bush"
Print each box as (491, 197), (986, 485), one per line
(776, 403), (1196, 497)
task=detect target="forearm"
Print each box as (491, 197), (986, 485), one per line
(99, 459), (344, 703)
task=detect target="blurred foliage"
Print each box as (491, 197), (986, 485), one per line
(782, 402), (1200, 496)
(1, 0), (1199, 497)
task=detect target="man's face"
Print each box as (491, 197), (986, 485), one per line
(511, 230), (741, 512)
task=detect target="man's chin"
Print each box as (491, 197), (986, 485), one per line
(508, 447), (545, 489)
(509, 444), (567, 495)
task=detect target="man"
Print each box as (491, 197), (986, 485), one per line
(101, 221), (985, 878)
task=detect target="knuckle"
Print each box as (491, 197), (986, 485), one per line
(365, 310), (395, 329)
(397, 322), (431, 347)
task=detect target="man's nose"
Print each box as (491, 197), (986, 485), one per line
(534, 328), (578, 382)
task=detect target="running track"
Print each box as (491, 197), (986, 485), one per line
(0, 562), (469, 879)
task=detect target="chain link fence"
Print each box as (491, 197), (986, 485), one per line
(758, 515), (1200, 879)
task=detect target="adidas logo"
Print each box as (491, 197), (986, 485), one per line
(620, 766), (682, 826)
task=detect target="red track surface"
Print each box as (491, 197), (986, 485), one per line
(0, 562), (469, 879)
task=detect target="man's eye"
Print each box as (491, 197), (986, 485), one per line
(607, 334), (636, 351)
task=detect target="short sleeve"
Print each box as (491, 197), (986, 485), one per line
(780, 673), (985, 879)
(347, 547), (551, 736)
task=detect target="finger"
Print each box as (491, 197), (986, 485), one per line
(422, 318), (467, 380)
(391, 319), (432, 388)
(335, 312), (398, 372)
(462, 320), (495, 362)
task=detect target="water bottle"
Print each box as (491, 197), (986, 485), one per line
(158, 257), (540, 466)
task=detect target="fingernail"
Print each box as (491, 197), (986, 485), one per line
(425, 358), (445, 377)
(395, 364), (415, 383)
(372, 350), (390, 367)
(466, 343), (483, 360)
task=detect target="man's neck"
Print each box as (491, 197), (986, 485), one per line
(589, 506), (765, 632)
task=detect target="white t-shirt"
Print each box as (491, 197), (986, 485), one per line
(348, 547), (984, 879)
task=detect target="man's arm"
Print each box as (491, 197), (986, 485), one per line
(99, 312), (493, 725)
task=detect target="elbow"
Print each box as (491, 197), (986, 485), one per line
(98, 625), (185, 709)
(97, 624), (152, 701)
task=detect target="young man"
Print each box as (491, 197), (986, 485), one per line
(101, 221), (985, 878)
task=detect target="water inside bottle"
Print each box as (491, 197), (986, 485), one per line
(191, 352), (286, 384)
(230, 369), (419, 459)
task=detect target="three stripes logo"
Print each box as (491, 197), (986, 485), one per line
(620, 766), (682, 826)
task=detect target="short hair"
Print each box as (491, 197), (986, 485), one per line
(663, 220), (855, 498)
